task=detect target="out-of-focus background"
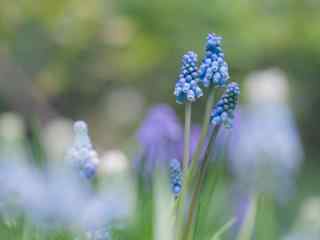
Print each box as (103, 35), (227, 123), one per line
(0, 0), (319, 153)
(0, 1), (320, 239)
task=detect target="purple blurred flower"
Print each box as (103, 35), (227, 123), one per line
(135, 104), (183, 174)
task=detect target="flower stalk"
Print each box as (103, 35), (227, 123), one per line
(183, 102), (192, 169)
(190, 87), (215, 171)
(174, 33), (238, 240)
(183, 125), (221, 240)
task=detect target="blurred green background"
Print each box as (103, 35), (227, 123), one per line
(0, 0), (319, 158)
(0, 1), (320, 239)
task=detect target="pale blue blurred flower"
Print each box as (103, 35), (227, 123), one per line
(228, 104), (303, 201)
(0, 161), (132, 231)
(65, 121), (99, 179)
(228, 69), (304, 237)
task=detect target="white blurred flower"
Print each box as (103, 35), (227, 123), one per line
(245, 68), (289, 105)
(282, 197), (320, 240)
(98, 150), (137, 223)
(299, 197), (320, 232)
(0, 112), (25, 141)
(99, 150), (129, 176)
(42, 118), (73, 162)
(0, 112), (30, 163)
(154, 172), (174, 240)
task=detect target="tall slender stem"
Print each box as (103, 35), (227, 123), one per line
(183, 125), (220, 240)
(183, 102), (192, 169)
(175, 89), (215, 240)
(236, 194), (257, 240)
(211, 218), (236, 240)
(191, 88), (215, 166)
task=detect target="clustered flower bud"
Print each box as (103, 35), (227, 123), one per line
(169, 158), (183, 197)
(174, 51), (203, 104)
(65, 121), (99, 179)
(198, 33), (230, 88)
(210, 82), (240, 128)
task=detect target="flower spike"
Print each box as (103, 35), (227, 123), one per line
(169, 158), (183, 198)
(65, 121), (99, 179)
(210, 82), (240, 128)
(174, 51), (203, 104)
(199, 33), (230, 88)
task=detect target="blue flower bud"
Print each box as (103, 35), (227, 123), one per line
(210, 82), (240, 128)
(169, 158), (183, 197)
(199, 33), (230, 88)
(174, 51), (203, 104)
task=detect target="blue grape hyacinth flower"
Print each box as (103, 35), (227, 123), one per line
(199, 33), (230, 88)
(174, 51), (203, 104)
(210, 82), (240, 128)
(169, 158), (183, 197)
(65, 121), (99, 179)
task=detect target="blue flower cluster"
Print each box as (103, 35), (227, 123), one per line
(198, 33), (230, 88)
(210, 82), (240, 128)
(65, 121), (99, 179)
(169, 158), (183, 197)
(174, 51), (203, 104)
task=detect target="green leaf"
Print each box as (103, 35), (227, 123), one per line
(236, 194), (258, 240)
(182, 126), (221, 240)
(256, 194), (278, 240)
(211, 218), (236, 240)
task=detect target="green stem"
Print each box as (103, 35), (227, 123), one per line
(21, 220), (33, 240)
(211, 218), (236, 240)
(183, 102), (192, 169)
(256, 194), (278, 240)
(236, 194), (258, 240)
(191, 88), (215, 166)
(183, 125), (220, 240)
(176, 87), (215, 205)
(175, 89), (215, 240)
